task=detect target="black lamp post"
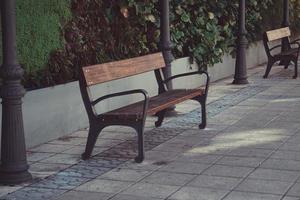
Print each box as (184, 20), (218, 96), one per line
(233, 0), (249, 85)
(282, 0), (290, 51)
(159, 0), (174, 90)
(0, 0), (32, 184)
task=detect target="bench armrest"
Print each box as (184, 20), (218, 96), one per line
(92, 89), (149, 116)
(269, 44), (282, 52)
(163, 70), (210, 96)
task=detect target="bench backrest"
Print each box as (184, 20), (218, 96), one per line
(82, 53), (165, 86)
(265, 27), (291, 42)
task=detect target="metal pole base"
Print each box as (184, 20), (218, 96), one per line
(0, 170), (32, 185)
(232, 78), (249, 85)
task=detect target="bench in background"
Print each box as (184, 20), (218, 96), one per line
(263, 27), (300, 79)
(79, 53), (209, 163)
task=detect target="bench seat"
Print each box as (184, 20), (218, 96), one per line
(100, 88), (204, 121)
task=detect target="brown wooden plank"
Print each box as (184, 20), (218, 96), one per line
(83, 53), (165, 86)
(100, 89), (204, 120)
(266, 27), (291, 42)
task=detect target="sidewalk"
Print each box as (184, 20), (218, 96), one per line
(1, 65), (300, 200)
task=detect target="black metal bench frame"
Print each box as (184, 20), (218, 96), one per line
(79, 53), (209, 163)
(263, 27), (300, 79)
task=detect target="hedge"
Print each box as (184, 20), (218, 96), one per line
(0, 0), (299, 89)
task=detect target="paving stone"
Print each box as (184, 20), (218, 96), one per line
(121, 183), (180, 199)
(223, 191), (281, 200)
(62, 146), (107, 156)
(187, 175), (241, 190)
(3, 187), (66, 200)
(248, 168), (300, 182)
(176, 153), (221, 164)
(203, 165), (254, 178)
(48, 136), (86, 145)
(110, 194), (163, 200)
(0, 186), (22, 197)
(100, 168), (151, 182)
(226, 147), (273, 158)
(57, 164), (112, 178)
(27, 152), (55, 162)
(76, 179), (132, 194)
(260, 159), (300, 171)
(141, 171), (196, 186)
(216, 156), (265, 167)
(168, 186), (228, 200)
(54, 191), (111, 200)
(29, 163), (71, 178)
(39, 153), (81, 165)
(282, 196), (300, 200)
(158, 161), (210, 174)
(30, 144), (73, 153)
(235, 179), (292, 195)
(287, 182), (300, 197)
(30, 175), (89, 190)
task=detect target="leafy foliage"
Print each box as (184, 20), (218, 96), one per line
(1, 0), (300, 88)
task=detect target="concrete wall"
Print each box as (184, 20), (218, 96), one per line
(0, 41), (267, 148)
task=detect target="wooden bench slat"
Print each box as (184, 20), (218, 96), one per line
(100, 89), (204, 120)
(266, 27), (291, 42)
(83, 53), (165, 86)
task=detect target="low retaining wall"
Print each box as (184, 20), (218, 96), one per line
(0, 41), (267, 148)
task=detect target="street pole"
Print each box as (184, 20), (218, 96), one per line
(233, 0), (249, 85)
(159, 0), (174, 90)
(282, 0), (290, 51)
(0, 0), (32, 185)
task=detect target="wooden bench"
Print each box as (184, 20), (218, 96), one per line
(79, 53), (209, 163)
(263, 27), (300, 79)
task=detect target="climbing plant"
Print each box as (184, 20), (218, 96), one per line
(1, 0), (300, 88)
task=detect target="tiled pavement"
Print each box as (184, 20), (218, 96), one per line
(1, 65), (300, 200)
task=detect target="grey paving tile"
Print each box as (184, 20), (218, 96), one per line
(282, 196), (300, 200)
(158, 161), (210, 174)
(203, 165), (254, 178)
(48, 136), (86, 145)
(287, 182), (300, 197)
(216, 156), (265, 167)
(141, 171), (196, 186)
(235, 179), (292, 195)
(76, 179), (132, 194)
(3, 187), (66, 200)
(187, 175), (241, 190)
(271, 150), (300, 161)
(110, 194), (163, 200)
(39, 153), (81, 165)
(121, 183), (180, 199)
(62, 146), (107, 155)
(176, 153), (221, 164)
(27, 152), (55, 162)
(30, 144), (73, 153)
(260, 159), (300, 171)
(226, 148), (273, 158)
(54, 191), (111, 200)
(31, 175), (89, 190)
(168, 186), (228, 200)
(57, 164), (111, 178)
(0, 186), (22, 197)
(223, 191), (281, 200)
(29, 163), (71, 178)
(248, 168), (300, 182)
(100, 168), (151, 182)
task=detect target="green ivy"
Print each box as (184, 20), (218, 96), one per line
(1, 0), (300, 88)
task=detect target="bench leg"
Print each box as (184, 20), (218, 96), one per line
(293, 59), (298, 79)
(134, 126), (144, 163)
(263, 60), (275, 79)
(82, 125), (103, 160)
(155, 109), (167, 127)
(199, 99), (207, 129)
